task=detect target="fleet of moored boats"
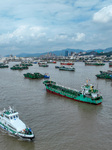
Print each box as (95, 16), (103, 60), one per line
(0, 60), (112, 140)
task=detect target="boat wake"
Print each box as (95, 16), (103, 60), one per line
(0, 128), (7, 134)
(0, 128), (33, 141)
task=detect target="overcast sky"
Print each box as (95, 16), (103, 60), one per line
(0, 0), (112, 56)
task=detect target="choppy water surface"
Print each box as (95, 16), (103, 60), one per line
(0, 62), (112, 150)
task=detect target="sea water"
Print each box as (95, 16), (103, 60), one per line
(0, 62), (112, 150)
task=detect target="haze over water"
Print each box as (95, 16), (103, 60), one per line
(0, 62), (112, 150)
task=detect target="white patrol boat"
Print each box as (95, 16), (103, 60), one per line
(0, 106), (35, 140)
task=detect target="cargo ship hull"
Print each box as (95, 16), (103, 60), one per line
(60, 63), (74, 65)
(46, 89), (102, 105)
(85, 63), (105, 66)
(109, 63), (112, 67)
(44, 81), (102, 105)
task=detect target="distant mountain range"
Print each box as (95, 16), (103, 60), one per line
(15, 48), (84, 57)
(6, 47), (112, 57)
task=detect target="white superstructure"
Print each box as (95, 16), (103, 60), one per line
(0, 107), (35, 140)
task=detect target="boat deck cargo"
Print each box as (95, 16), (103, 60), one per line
(10, 64), (28, 70)
(24, 72), (50, 79)
(43, 80), (103, 105)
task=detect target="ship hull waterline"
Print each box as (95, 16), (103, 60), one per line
(0, 123), (35, 140)
(46, 88), (102, 105)
(24, 77), (43, 79)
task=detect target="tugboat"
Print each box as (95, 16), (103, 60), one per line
(85, 61), (105, 66)
(43, 80), (103, 105)
(44, 73), (50, 79)
(38, 62), (49, 67)
(47, 60), (56, 63)
(60, 62), (74, 65)
(39, 64), (49, 67)
(55, 66), (60, 68)
(0, 106), (35, 140)
(59, 66), (75, 71)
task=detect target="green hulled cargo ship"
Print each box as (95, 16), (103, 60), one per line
(24, 72), (50, 79)
(96, 70), (112, 79)
(24, 72), (44, 79)
(10, 64), (28, 70)
(43, 80), (103, 105)
(0, 63), (9, 68)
